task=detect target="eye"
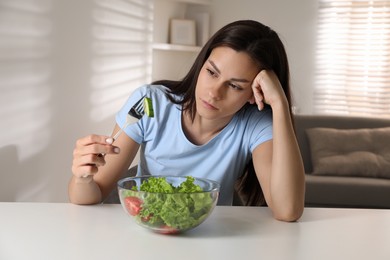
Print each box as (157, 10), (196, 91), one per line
(206, 68), (217, 78)
(228, 82), (243, 91)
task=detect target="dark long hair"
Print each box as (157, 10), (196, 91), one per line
(154, 20), (293, 206)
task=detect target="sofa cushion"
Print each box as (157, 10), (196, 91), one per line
(306, 127), (390, 179)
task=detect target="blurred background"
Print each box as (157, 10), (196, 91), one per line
(1, 0), (387, 202)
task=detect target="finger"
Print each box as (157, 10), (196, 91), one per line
(73, 143), (120, 157)
(76, 134), (113, 147)
(72, 153), (107, 177)
(72, 159), (98, 176)
(83, 144), (120, 156)
(76, 153), (107, 167)
(256, 98), (265, 111)
(251, 81), (262, 99)
(252, 73), (265, 98)
(251, 82), (264, 111)
(72, 165), (98, 178)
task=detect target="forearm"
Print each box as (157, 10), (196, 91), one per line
(69, 126), (140, 205)
(269, 104), (305, 220)
(68, 176), (102, 205)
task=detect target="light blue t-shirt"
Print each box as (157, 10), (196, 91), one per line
(116, 84), (273, 205)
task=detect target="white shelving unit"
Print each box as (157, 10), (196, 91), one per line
(152, 0), (211, 81)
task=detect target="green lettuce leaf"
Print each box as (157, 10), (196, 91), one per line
(133, 176), (213, 230)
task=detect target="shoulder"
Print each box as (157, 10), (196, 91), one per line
(134, 84), (169, 99)
(137, 85), (180, 126)
(117, 84), (175, 121)
(126, 84), (176, 109)
(236, 105), (273, 126)
(232, 105), (273, 148)
(144, 84), (179, 111)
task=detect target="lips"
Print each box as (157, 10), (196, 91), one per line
(201, 99), (218, 110)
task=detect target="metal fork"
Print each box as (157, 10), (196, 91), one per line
(112, 94), (146, 140)
(81, 95), (146, 178)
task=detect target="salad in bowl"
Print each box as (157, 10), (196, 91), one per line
(117, 175), (220, 234)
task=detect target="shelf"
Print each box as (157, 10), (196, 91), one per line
(152, 0), (209, 80)
(152, 43), (202, 52)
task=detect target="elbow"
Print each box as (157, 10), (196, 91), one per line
(69, 194), (102, 205)
(68, 177), (103, 205)
(274, 209), (303, 222)
(272, 203), (304, 222)
(272, 181), (306, 222)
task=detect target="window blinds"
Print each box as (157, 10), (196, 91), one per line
(314, 0), (390, 117)
(90, 0), (153, 121)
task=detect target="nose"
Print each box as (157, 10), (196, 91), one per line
(208, 83), (224, 100)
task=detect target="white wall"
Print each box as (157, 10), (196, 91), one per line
(1, 0), (94, 202)
(0, 0), (151, 202)
(0, 0), (317, 202)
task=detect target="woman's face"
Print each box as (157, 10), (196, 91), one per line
(195, 46), (260, 121)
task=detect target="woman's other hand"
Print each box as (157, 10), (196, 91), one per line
(71, 134), (120, 178)
(251, 70), (288, 111)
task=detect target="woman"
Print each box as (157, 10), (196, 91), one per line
(69, 20), (305, 221)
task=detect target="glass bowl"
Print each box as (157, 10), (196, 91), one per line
(117, 175), (220, 234)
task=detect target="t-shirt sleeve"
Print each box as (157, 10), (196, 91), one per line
(115, 85), (151, 144)
(248, 108), (273, 152)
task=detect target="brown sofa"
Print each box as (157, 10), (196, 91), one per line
(294, 114), (390, 208)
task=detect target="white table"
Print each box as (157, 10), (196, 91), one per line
(0, 203), (389, 260)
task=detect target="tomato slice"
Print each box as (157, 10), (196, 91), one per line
(159, 225), (179, 234)
(124, 196), (143, 216)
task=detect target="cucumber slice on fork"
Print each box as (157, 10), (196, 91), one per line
(144, 97), (154, 117)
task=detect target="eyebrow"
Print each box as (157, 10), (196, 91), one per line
(208, 60), (251, 83)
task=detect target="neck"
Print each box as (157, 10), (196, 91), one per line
(182, 111), (232, 145)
